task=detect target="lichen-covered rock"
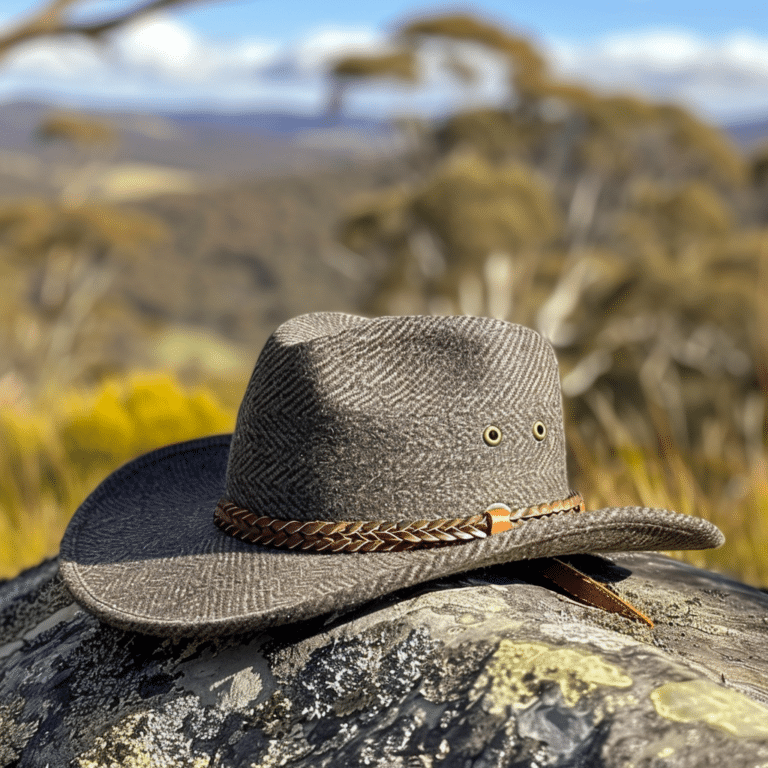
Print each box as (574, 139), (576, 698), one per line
(1, 552), (768, 767)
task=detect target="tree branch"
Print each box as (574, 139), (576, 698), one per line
(0, 0), (217, 61)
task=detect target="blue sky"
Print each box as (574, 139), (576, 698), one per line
(1, 0), (768, 120)
(139, 0), (768, 43)
(1, 0), (764, 45)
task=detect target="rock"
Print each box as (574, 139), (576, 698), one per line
(1, 552), (768, 767)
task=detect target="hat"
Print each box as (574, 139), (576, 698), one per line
(59, 313), (723, 636)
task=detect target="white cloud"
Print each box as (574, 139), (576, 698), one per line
(110, 15), (281, 81)
(115, 16), (201, 76)
(289, 26), (385, 72)
(599, 30), (705, 68)
(3, 34), (104, 78)
(2, 16), (768, 121)
(546, 29), (768, 120)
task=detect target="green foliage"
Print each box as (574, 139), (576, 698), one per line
(340, 153), (561, 313)
(331, 50), (416, 82)
(412, 153), (561, 260)
(656, 104), (747, 186)
(435, 109), (541, 163)
(400, 14), (547, 93)
(629, 180), (734, 242)
(0, 199), (167, 260)
(36, 110), (118, 148)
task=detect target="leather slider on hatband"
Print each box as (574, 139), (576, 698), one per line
(485, 503), (513, 535)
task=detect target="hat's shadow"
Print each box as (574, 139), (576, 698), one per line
(265, 553), (631, 645)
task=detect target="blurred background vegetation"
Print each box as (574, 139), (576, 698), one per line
(1, 3), (767, 584)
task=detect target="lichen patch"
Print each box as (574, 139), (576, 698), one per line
(401, 586), (521, 642)
(0, 698), (38, 765)
(472, 639), (633, 714)
(211, 666), (264, 712)
(74, 699), (213, 768)
(176, 634), (273, 710)
(651, 680), (768, 739)
(538, 620), (643, 652)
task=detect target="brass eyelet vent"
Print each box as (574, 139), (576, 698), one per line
(532, 421), (547, 441)
(483, 425), (503, 446)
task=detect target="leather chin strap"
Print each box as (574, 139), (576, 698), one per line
(539, 557), (654, 628)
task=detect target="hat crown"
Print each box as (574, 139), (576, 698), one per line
(225, 313), (569, 522)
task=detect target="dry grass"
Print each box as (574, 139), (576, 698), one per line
(567, 404), (768, 586)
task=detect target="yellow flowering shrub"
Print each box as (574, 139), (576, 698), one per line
(0, 373), (236, 578)
(60, 373), (232, 475)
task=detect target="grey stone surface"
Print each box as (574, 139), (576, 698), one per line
(1, 552), (768, 767)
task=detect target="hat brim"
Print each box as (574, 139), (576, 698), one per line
(59, 436), (724, 636)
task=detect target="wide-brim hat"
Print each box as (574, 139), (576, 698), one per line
(60, 313), (723, 636)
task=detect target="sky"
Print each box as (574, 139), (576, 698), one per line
(1, 0), (768, 121)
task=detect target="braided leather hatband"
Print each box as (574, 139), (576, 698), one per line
(214, 492), (585, 553)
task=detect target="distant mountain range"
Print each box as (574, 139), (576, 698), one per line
(0, 99), (765, 189)
(161, 110), (392, 137)
(0, 101), (401, 182)
(723, 116), (768, 149)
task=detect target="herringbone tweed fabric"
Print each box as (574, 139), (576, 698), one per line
(227, 314), (568, 523)
(59, 313), (724, 636)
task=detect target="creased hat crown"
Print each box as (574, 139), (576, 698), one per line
(225, 313), (570, 523)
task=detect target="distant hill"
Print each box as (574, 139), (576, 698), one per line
(0, 100), (399, 184)
(724, 115), (768, 150)
(2, 97), (767, 195)
(162, 110), (391, 137)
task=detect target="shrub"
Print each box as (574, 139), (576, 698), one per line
(0, 373), (235, 578)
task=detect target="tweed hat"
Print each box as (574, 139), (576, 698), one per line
(60, 313), (723, 636)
